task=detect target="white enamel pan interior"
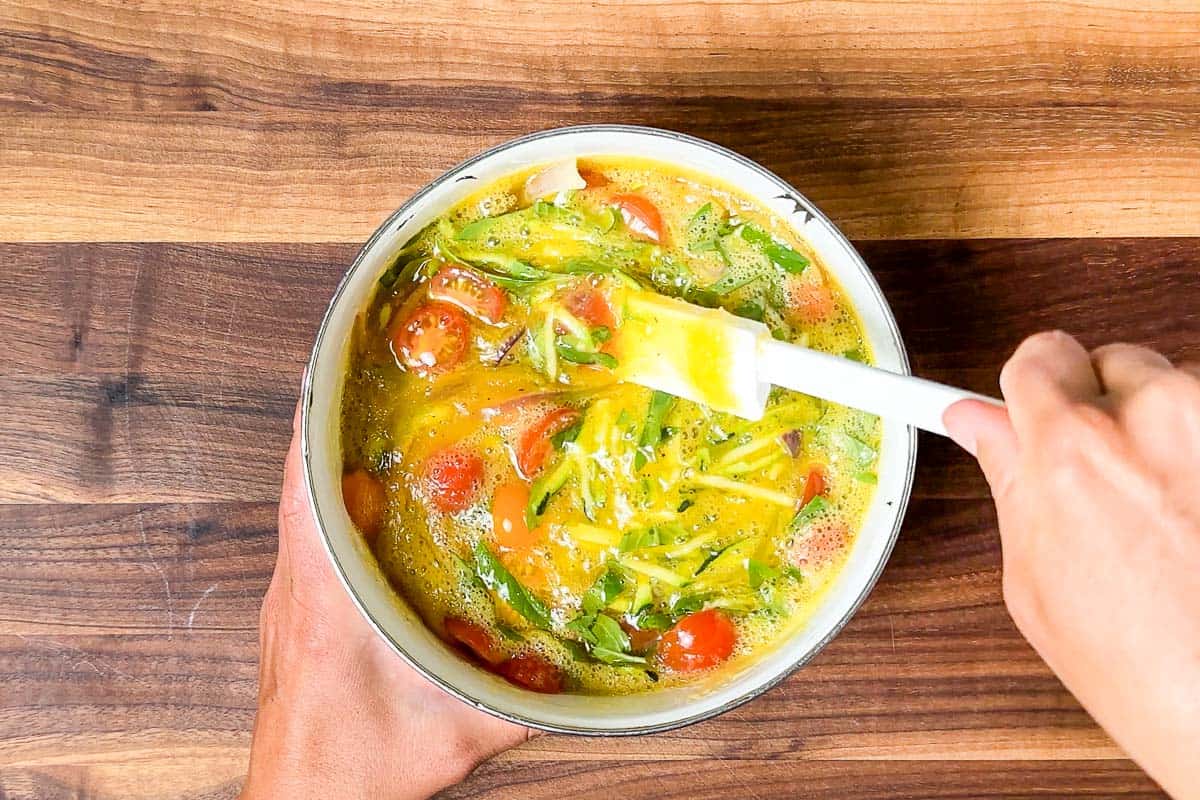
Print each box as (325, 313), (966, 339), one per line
(301, 125), (916, 734)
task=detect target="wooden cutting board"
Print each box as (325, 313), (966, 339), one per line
(2, 2), (1197, 798)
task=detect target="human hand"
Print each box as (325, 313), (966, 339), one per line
(240, 403), (531, 800)
(944, 332), (1200, 799)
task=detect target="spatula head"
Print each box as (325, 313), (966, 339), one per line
(611, 290), (771, 420)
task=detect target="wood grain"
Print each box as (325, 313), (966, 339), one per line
(0, 498), (1141, 799)
(3, 1), (1199, 112)
(3, 106), (1200, 242)
(3, 4), (1196, 796)
(4, 239), (1195, 504)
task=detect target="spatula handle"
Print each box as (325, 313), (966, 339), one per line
(759, 339), (1002, 437)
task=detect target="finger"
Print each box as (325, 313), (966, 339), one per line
(278, 401), (335, 586)
(943, 399), (1019, 501)
(1091, 343), (1173, 403)
(999, 331), (1101, 440)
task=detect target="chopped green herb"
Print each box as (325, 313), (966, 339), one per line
(855, 470), (878, 484)
(686, 202), (727, 253)
(591, 647), (647, 666)
(671, 594), (706, 617)
(783, 566), (805, 583)
(747, 558), (781, 590)
(677, 498), (695, 513)
(791, 495), (830, 529)
(590, 614), (630, 653)
(527, 458), (572, 526)
(582, 567), (626, 615)
(556, 341), (618, 369)
(834, 430), (878, 466)
(843, 347), (866, 363)
(619, 527), (663, 553)
(565, 615), (599, 645)
(636, 390), (676, 469)
(473, 542), (552, 628)
(591, 325), (612, 344)
(734, 301), (765, 322)
(550, 421), (582, 449)
(456, 216), (499, 240)
(740, 223), (810, 274)
(636, 610), (673, 631)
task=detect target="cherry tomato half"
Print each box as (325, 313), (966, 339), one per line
(497, 652), (564, 693)
(390, 301), (471, 374)
(611, 193), (665, 243)
(419, 446), (484, 513)
(444, 616), (508, 665)
(341, 468), (386, 542)
(516, 406), (581, 477)
(783, 274), (836, 324)
(492, 481), (541, 550)
(561, 284), (616, 332)
(801, 466), (826, 507)
(428, 265), (507, 324)
(657, 609), (737, 672)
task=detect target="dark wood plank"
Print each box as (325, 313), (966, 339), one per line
(4, 239), (1197, 504)
(3, 108), (1200, 242)
(0, 496), (1130, 800)
(438, 759), (1165, 799)
(3, 1), (1199, 112)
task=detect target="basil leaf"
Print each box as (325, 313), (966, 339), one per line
(473, 541), (552, 628)
(550, 421), (582, 449)
(636, 610), (672, 631)
(833, 430), (877, 466)
(592, 647), (648, 665)
(565, 615), (598, 645)
(747, 558), (781, 590)
(783, 565), (805, 583)
(855, 470), (878, 485)
(740, 223), (810, 274)
(671, 594), (705, 617)
(556, 341), (618, 369)
(590, 614), (630, 653)
(636, 390), (676, 469)
(843, 347), (866, 363)
(582, 567), (626, 615)
(791, 495), (829, 529)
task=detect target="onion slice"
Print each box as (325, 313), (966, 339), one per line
(524, 159), (586, 203)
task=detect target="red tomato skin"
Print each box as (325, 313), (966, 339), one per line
(497, 652), (565, 693)
(419, 447), (484, 513)
(801, 466), (826, 506)
(428, 265), (507, 324)
(444, 617), (507, 665)
(611, 193), (665, 243)
(561, 285), (617, 332)
(390, 301), (471, 374)
(341, 468), (386, 542)
(515, 406), (581, 478)
(491, 481), (540, 550)
(657, 609), (737, 673)
(783, 275), (836, 324)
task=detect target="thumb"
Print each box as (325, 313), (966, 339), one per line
(943, 399), (1020, 500)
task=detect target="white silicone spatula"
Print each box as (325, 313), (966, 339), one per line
(611, 289), (1001, 436)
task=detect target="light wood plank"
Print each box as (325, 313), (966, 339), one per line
(2, 109), (1199, 242)
(3, 1), (1199, 111)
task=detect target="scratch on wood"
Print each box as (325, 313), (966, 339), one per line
(187, 584), (218, 629)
